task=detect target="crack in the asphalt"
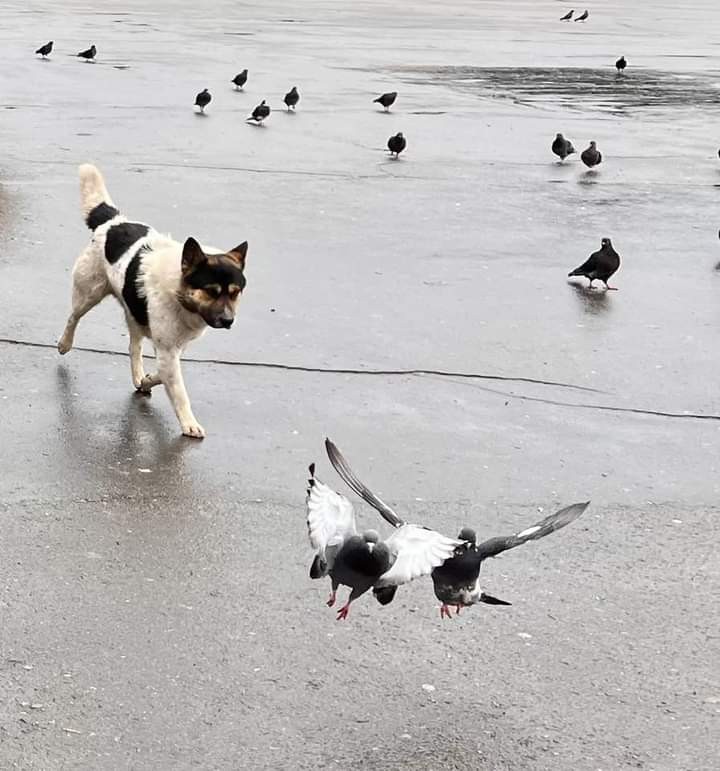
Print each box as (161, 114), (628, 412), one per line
(0, 336), (602, 393)
(437, 375), (720, 422)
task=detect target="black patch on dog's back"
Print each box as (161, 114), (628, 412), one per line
(86, 202), (120, 230)
(105, 222), (149, 264)
(122, 248), (149, 327)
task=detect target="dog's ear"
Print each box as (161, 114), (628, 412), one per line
(226, 241), (248, 269)
(182, 237), (206, 274)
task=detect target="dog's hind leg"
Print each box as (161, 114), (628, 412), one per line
(58, 249), (110, 354)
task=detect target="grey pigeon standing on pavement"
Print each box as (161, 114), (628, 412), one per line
(35, 41), (53, 58)
(387, 132), (406, 158)
(247, 99), (270, 124)
(194, 88), (211, 114)
(283, 86), (300, 111)
(560, 9), (574, 21)
(616, 56), (627, 73)
(575, 10), (589, 21)
(581, 140), (602, 169)
(374, 91), (397, 112)
(552, 133), (575, 162)
(77, 44), (96, 62)
(309, 440), (463, 619)
(232, 69), (248, 90)
(568, 237), (621, 289)
(431, 503), (589, 618)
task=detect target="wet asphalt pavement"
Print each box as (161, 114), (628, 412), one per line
(1, 1), (720, 769)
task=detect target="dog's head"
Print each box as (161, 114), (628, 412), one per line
(178, 237), (247, 329)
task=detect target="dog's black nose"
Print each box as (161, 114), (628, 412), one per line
(219, 317), (234, 329)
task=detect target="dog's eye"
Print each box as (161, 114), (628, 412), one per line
(228, 285), (241, 299)
(205, 285), (222, 298)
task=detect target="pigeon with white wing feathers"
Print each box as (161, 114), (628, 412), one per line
(326, 438), (590, 619)
(307, 442), (464, 620)
(431, 502), (590, 618)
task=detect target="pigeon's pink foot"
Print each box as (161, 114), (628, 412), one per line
(455, 605), (463, 615)
(336, 604), (350, 621)
(326, 592), (337, 608)
(440, 604), (453, 620)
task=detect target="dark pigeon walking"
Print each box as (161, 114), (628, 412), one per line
(194, 88), (212, 114)
(232, 69), (248, 90)
(560, 9), (574, 21)
(575, 10), (589, 21)
(581, 140), (602, 169)
(568, 237), (621, 289)
(374, 91), (397, 112)
(552, 132), (575, 162)
(307, 447), (462, 620)
(35, 41), (53, 58)
(387, 132), (406, 158)
(431, 503), (590, 618)
(77, 44), (96, 62)
(616, 56), (627, 73)
(247, 99), (270, 124)
(283, 86), (300, 111)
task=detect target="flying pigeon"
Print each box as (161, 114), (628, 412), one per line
(575, 10), (589, 21)
(232, 69), (248, 90)
(283, 86), (300, 111)
(568, 237), (621, 289)
(616, 56), (627, 73)
(35, 41), (53, 58)
(431, 503), (589, 618)
(581, 140), (602, 169)
(387, 132), (406, 158)
(310, 441), (463, 620)
(77, 44), (96, 62)
(560, 10), (574, 21)
(247, 99), (270, 124)
(374, 91), (397, 112)
(194, 88), (212, 114)
(552, 133), (575, 162)
(326, 440), (589, 618)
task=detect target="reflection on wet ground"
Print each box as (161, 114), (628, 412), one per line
(569, 282), (612, 315)
(399, 66), (720, 114)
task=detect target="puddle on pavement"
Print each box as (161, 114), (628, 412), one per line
(397, 66), (720, 115)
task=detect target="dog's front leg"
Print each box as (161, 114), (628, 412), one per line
(128, 323), (146, 389)
(156, 348), (205, 439)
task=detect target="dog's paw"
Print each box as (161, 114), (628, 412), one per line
(181, 422), (206, 439)
(57, 338), (72, 355)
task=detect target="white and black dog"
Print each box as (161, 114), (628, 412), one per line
(58, 164), (247, 438)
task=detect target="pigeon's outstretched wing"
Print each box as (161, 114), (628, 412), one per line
(476, 502), (589, 560)
(376, 524), (462, 587)
(325, 439), (404, 528)
(306, 463), (357, 575)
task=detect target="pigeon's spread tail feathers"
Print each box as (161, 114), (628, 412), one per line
(79, 164), (118, 229)
(480, 592), (512, 606)
(373, 585), (398, 605)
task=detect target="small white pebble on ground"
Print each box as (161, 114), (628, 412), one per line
(517, 632), (532, 639)
(421, 683), (436, 693)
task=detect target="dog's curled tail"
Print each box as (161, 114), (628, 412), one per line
(79, 163), (119, 230)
